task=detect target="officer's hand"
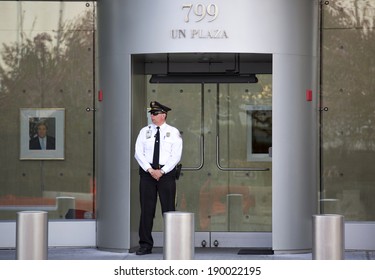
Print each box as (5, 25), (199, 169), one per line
(148, 168), (162, 181)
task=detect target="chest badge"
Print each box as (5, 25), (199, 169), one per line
(146, 130), (152, 139)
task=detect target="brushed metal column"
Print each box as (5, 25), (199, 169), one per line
(163, 212), (194, 260)
(97, 0), (319, 253)
(16, 211), (48, 260)
(312, 214), (344, 260)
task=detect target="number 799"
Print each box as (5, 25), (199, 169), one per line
(182, 3), (219, 23)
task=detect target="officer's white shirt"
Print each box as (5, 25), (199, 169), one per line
(134, 122), (182, 174)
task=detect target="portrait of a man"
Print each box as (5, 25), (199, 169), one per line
(29, 120), (56, 150)
(20, 108), (65, 160)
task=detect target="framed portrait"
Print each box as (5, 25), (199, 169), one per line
(246, 105), (272, 162)
(20, 108), (65, 160)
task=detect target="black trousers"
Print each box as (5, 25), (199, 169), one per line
(138, 167), (176, 249)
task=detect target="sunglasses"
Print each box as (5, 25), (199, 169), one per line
(151, 111), (164, 116)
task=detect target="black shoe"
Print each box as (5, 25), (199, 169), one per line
(136, 247), (152, 255)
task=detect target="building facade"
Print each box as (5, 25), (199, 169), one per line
(0, 0), (374, 252)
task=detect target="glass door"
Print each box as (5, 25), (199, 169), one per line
(147, 74), (272, 247)
(214, 81), (272, 232)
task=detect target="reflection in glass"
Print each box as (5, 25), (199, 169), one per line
(321, 2), (375, 221)
(0, 2), (96, 220)
(246, 106), (272, 162)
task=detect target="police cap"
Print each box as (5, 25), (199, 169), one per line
(148, 101), (171, 113)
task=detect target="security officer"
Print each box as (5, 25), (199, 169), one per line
(134, 101), (183, 255)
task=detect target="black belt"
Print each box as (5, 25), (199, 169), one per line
(140, 165), (180, 179)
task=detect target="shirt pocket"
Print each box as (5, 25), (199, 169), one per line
(162, 137), (174, 153)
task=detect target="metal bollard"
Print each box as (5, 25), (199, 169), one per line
(163, 211), (194, 260)
(16, 211), (48, 260)
(312, 214), (344, 260)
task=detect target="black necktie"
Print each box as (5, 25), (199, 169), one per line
(152, 127), (160, 168)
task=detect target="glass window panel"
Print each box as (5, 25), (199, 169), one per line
(321, 1), (375, 221)
(0, 1), (96, 220)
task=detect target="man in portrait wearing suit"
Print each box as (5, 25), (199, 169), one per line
(29, 121), (56, 150)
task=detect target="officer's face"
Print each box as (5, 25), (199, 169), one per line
(150, 111), (165, 125)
